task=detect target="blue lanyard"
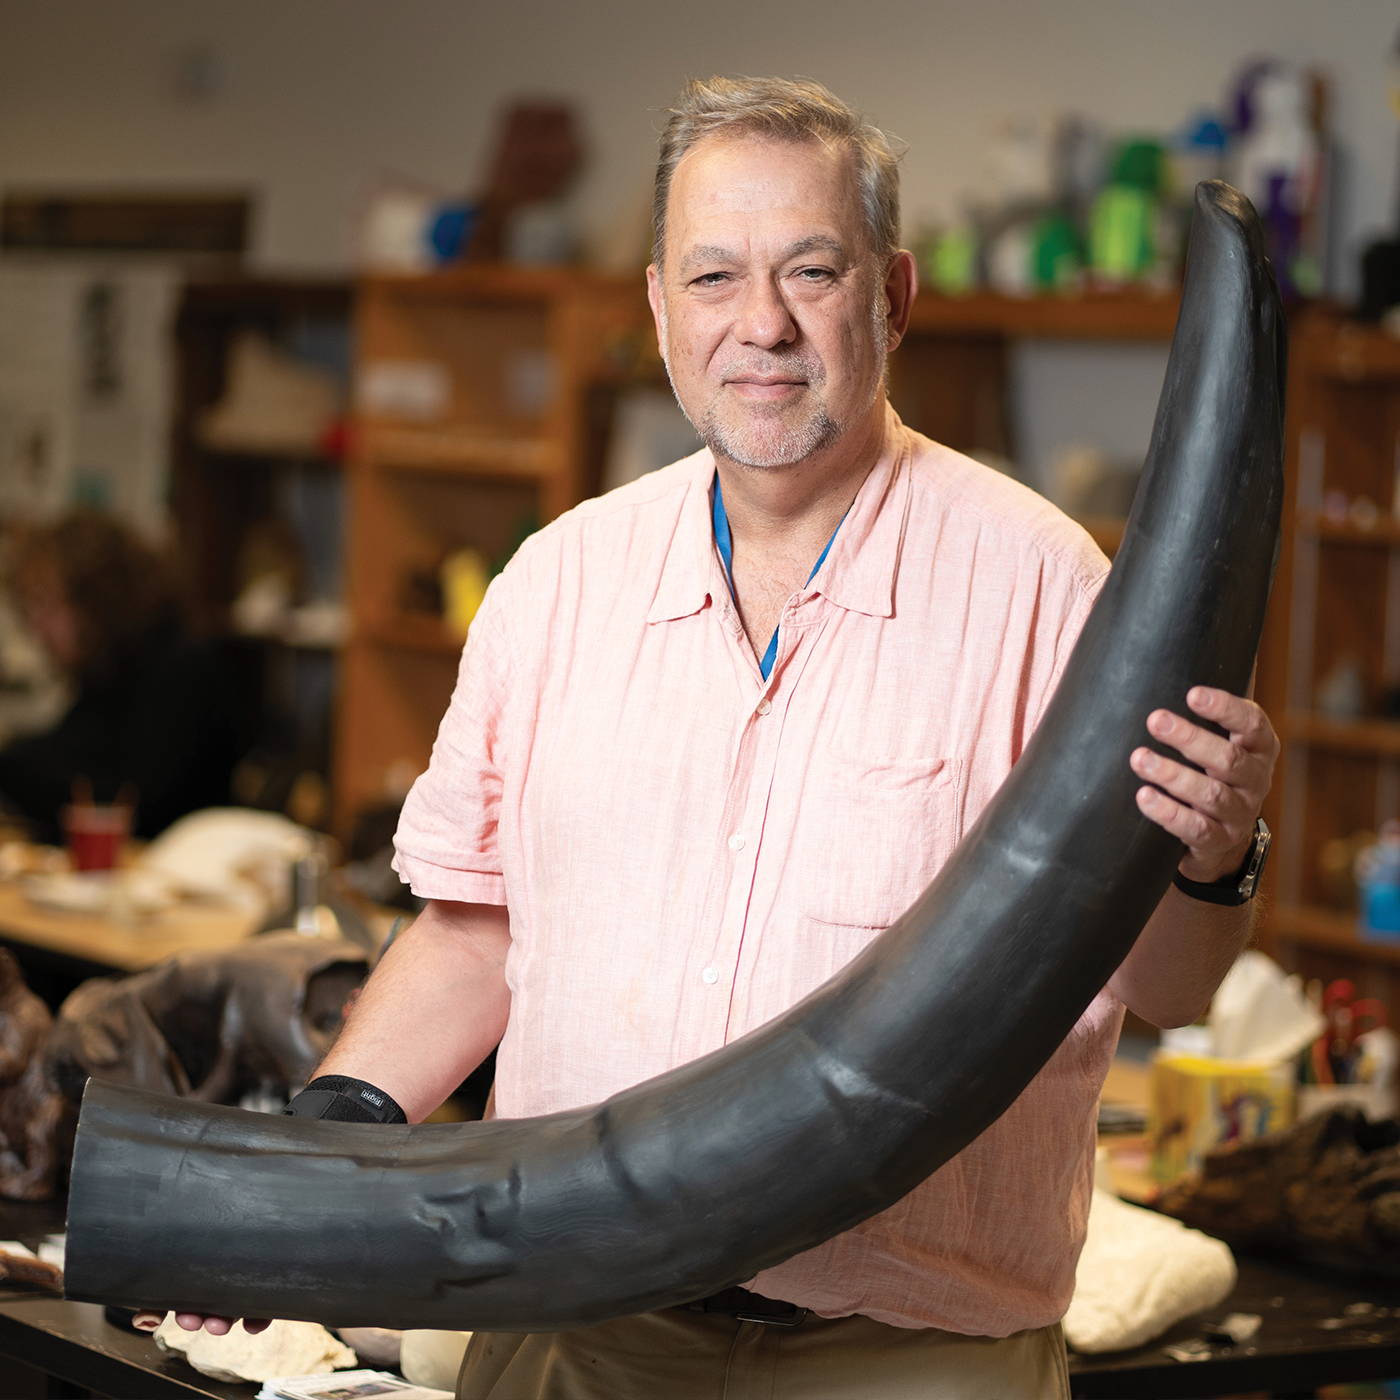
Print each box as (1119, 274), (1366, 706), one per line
(712, 476), (844, 681)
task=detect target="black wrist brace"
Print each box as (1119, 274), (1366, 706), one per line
(284, 1075), (408, 1125)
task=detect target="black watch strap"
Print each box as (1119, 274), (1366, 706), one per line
(285, 1075), (408, 1125)
(1172, 818), (1271, 906)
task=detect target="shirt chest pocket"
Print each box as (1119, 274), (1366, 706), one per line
(798, 751), (966, 931)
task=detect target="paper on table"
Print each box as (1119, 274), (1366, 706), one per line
(19, 869), (179, 918)
(0, 1241), (35, 1259)
(38, 1234), (64, 1270)
(255, 1371), (452, 1400)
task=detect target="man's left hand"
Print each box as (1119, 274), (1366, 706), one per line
(1130, 686), (1279, 885)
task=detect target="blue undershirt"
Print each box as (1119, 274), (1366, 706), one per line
(712, 477), (844, 681)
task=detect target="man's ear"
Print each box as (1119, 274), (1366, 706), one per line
(645, 264), (668, 366)
(882, 250), (919, 355)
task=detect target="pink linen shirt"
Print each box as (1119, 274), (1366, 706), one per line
(394, 404), (1123, 1336)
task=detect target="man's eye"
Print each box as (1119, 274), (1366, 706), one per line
(691, 272), (729, 287)
(795, 266), (835, 281)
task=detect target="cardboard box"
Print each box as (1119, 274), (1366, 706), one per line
(1147, 1051), (1295, 1182)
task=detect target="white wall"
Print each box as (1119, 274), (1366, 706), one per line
(0, 0), (1394, 291)
(1, 0), (1393, 484)
(1011, 339), (1172, 492)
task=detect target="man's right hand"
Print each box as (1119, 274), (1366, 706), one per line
(132, 1311), (270, 1334)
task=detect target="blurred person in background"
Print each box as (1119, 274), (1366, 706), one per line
(0, 511), (244, 843)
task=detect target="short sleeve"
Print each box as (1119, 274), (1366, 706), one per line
(391, 572), (517, 904)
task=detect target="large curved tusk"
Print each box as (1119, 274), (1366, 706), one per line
(64, 182), (1285, 1332)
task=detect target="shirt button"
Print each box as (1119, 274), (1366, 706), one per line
(702, 966), (719, 985)
(728, 833), (745, 851)
(756, 698), (772, 715)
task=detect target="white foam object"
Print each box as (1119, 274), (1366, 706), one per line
(1064, 1188), (1237, 1353)
(138, 808), (316, 910)
(154, 1315), (356, 1383)
(335, 1327), (402, 1366)
(38, 1234), (64, 1270)
(400, 1331), (472, 1390)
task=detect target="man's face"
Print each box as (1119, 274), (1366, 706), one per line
(647, 132), (891, 470)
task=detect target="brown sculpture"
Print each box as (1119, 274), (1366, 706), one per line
(0, 948), (61, 1201)
(1159, 1106), (1400, 1257)
(0, 933), (368, 1201)
(466, 103), (583, 261)
(44, 933), (367, 1107)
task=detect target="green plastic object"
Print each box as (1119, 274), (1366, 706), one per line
(1033, 213), (1079, 291)
(1112, 140), (1168, 194)
(1091, 185), (1156, 281)
(928, 227), (978, 296)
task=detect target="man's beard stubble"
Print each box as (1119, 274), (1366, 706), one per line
(697, 348), (842, 469)
(660, 291), (888, 471)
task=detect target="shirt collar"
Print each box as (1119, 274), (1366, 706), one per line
(807, 402), (909, 619)
(647, 449), (726, 623)
(646, 402), (911, 625)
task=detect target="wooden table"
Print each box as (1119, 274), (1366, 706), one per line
(0, 880), (260, 1009)
(5, 1227), (1400, 1398)
(0, 882), (258, 974)
(0, 1296), (258, 1399)
(8, 1034), (1396, 1397)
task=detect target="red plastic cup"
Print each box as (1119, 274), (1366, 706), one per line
(62, 803), (132, 872)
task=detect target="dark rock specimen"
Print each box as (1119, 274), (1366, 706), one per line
(0, 933), (366, 1201)
(0, 948), (61, 1200)
(43, 932), (366, 1108)
(1160, 1108), (1400, 1256)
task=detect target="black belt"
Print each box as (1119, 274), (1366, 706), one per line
(680, 1286), (808, 1328)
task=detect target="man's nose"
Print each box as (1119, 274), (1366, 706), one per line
(733, 277), (796, 349)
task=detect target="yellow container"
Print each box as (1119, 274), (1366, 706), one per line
(1147, 1051), (1295, 1182)
(441, 548), (490, 638)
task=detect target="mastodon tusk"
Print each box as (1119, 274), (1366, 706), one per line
(64, 182), (1285, 1331)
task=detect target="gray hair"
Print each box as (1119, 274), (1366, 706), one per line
(652, 76), (903, 271)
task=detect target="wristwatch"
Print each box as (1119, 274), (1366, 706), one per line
(1172, 818), (1271, 906)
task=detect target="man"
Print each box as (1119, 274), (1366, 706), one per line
(155, 77), (1277, 1398)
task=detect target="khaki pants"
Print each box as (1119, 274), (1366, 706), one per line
(458, 1307), (1070, 1400)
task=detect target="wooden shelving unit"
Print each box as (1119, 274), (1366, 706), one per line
(1297, 513), (1400, 548)
(1273, 904), (1400, 968)
(890, 289), (1177, 521)
(893, 297), (1400, 1002)
(171, 277), (354, 822)
(332, 267), (651, 835)
(359, 424), (555, 479)
(1282, 713), (1400, 757)
(172, 278), (353, 631)
(330, 281), (1184, 838)
(325, 277), (1400, 1002)
(1258, 314), (1400, 1000)
(905, 288), (1180, 341)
